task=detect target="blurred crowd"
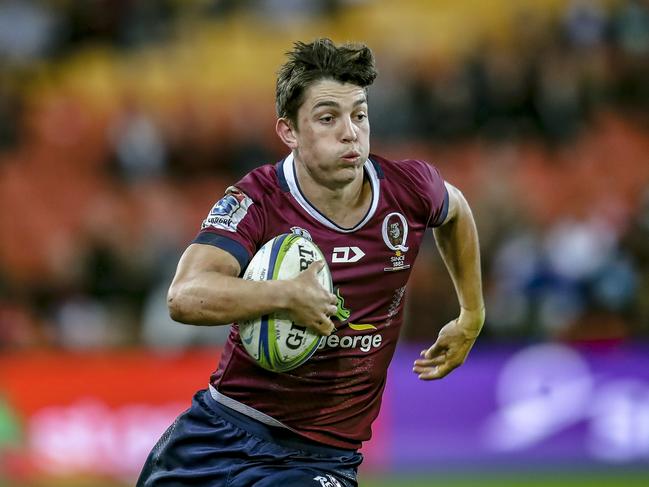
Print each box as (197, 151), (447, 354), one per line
(1, 0), (649, 350)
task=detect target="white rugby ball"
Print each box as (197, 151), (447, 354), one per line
(239, 233), (332, 372)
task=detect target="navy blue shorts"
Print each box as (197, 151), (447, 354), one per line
(137, 389), (363, 486)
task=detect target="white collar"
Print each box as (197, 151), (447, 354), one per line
(281, 153), (381, 233)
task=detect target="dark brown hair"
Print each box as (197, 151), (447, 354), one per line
(276, 38), (377, 126)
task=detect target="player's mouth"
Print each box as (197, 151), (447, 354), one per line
(340, 151), (361, 163)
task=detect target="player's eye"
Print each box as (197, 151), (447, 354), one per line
(355, 112), (367, 122)
(319, 115), (334, 123)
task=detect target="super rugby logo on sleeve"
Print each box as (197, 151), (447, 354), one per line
(201, 186), (253, 232)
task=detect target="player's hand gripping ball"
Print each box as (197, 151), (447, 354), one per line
(239, 233), (332, 372)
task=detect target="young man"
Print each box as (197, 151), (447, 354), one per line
(138, 38), (484, 487)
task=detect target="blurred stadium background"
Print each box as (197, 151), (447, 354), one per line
(1, 0), (649, 485)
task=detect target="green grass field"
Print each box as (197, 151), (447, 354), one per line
(361, 470), (649, 487)
(5, 470), (649, 487)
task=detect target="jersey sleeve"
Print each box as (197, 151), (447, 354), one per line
(405, 159), (449, 227)
(192, 185), (264, 273)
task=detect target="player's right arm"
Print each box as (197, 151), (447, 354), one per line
(167, 243), (337, 335)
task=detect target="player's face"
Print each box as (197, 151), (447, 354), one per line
(284, 79), (370, 188)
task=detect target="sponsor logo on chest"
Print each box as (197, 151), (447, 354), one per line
(331, 246), (365, 263)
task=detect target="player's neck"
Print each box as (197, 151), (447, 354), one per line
(294, 159), (371, 228)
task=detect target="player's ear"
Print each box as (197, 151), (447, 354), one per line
(276, 118), (298, 150)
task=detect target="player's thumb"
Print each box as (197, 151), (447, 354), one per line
(310, 260), (325, 274)
(423, 342), (441, 359)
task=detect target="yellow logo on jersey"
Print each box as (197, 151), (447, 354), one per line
(334, 289), (377, 331)
(348, 323), (377, 331)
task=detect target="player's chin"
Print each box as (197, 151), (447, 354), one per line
(335, 162), (363, 179)
(331, 171), (360, 187)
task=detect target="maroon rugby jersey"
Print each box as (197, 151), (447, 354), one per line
(193, 153), (448, 449)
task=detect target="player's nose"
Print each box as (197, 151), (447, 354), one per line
(340, 115), (358, 142)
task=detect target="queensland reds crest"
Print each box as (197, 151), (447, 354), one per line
(382, 212), (410, 271)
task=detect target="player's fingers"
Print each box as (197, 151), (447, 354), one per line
(423, 359), (462, 380)
(326, 304), (338, 316)
(310, 260), (325, 274)
(421, 342), (443, 359)
(412, 364), (427, 374)
(313, 316), (334, 336)
(412, 358), (446, 374)
(413, 355), (446, 367)
(412, 363), (435, 376)
(417, 364), (452, 381)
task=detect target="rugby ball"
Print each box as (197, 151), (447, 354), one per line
(239, 233), (332, 372)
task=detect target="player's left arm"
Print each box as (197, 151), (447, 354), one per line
(413, 182), (485, 380)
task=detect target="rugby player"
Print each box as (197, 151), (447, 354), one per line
(138, 38), (484, 487)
